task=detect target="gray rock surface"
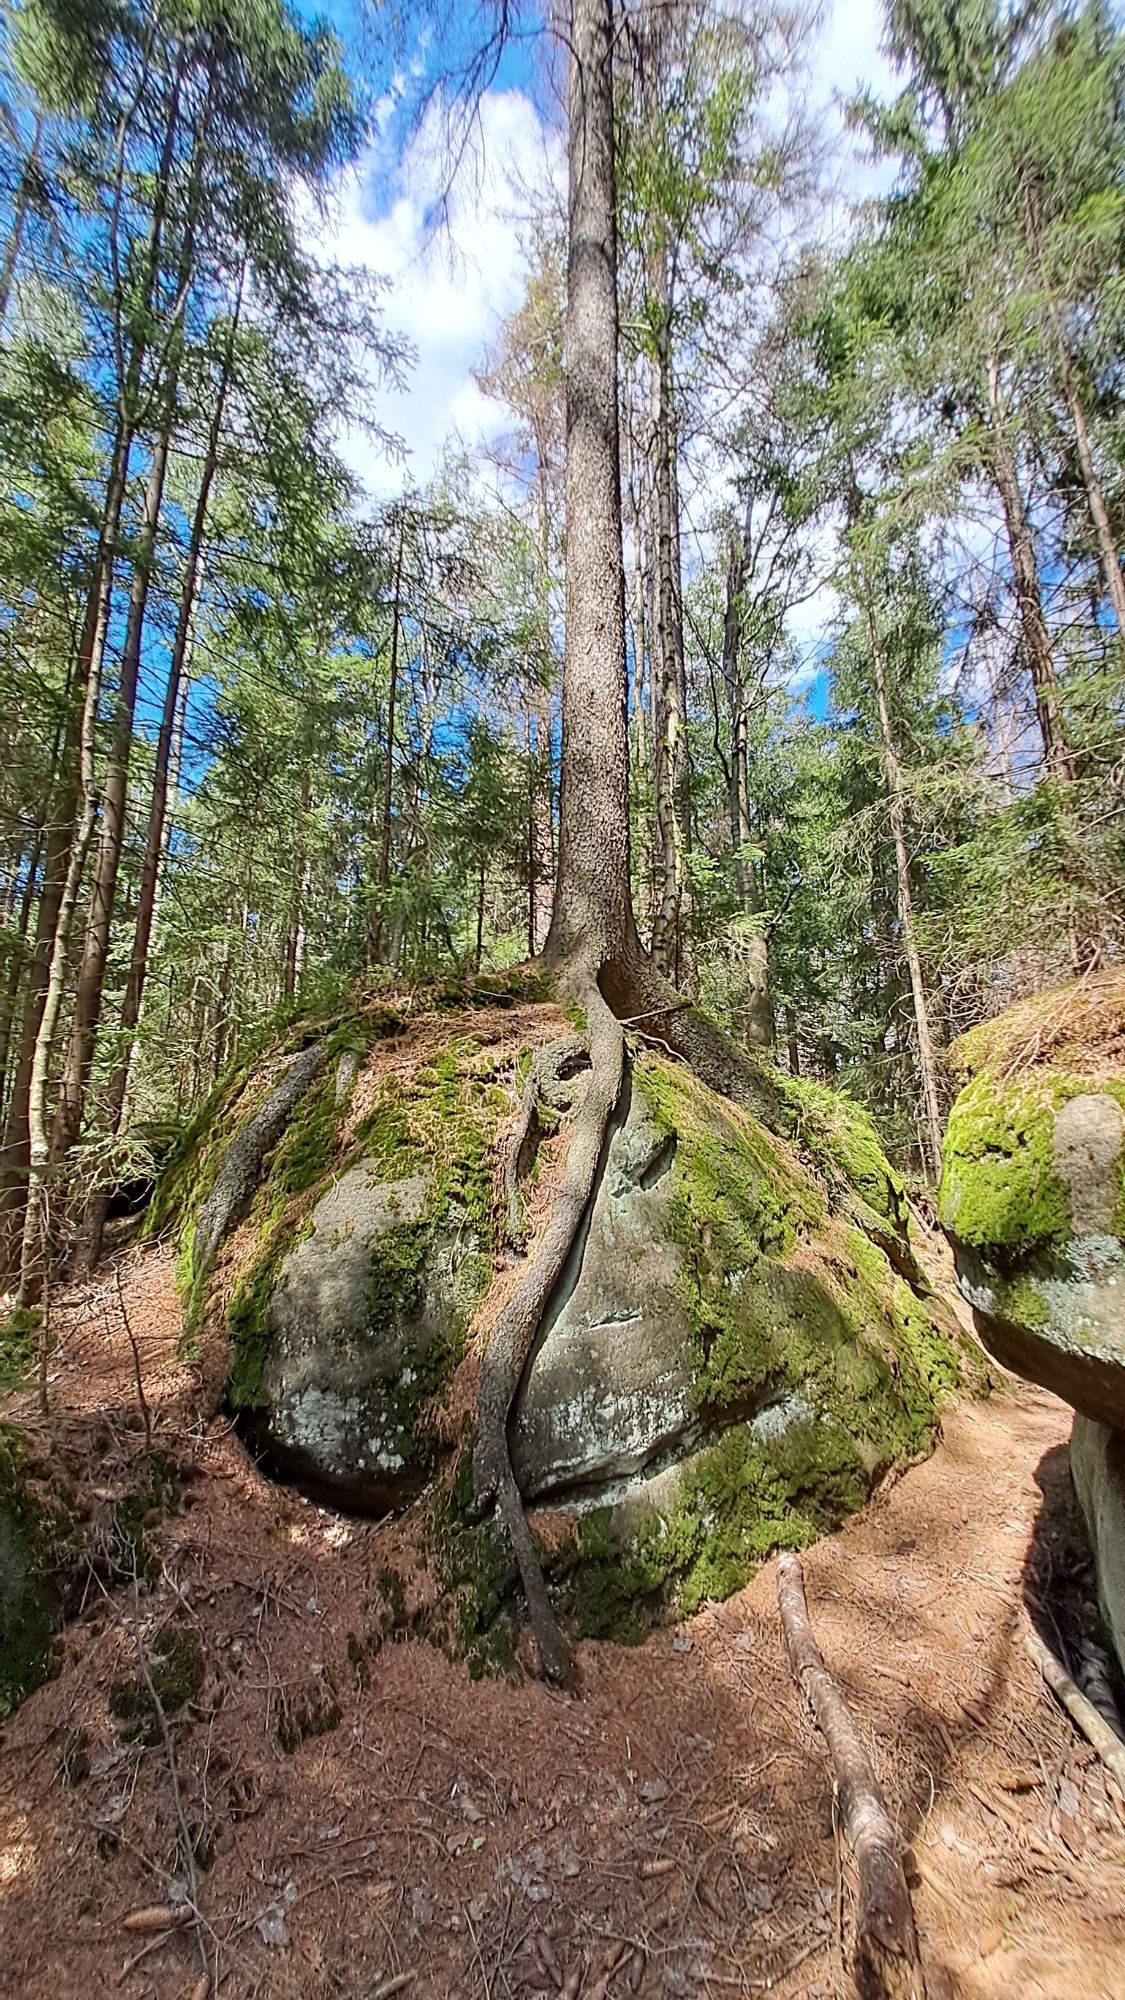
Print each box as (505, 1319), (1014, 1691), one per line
(1071, 1414), (1125, 1677)
(250, 1164), (475, 1509)
(511, 1082), (697, 1501)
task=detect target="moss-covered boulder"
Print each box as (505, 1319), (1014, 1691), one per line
(938, 972), (1125, 1426)
(522, 1053), (969, 1631)
(167, 979), (972, 1645)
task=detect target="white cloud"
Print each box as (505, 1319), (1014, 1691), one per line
(311, 88), (563, 502)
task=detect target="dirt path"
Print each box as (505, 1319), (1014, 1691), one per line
(1, 1248), (1123, 1999)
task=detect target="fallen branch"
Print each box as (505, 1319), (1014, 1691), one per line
(777, 1553), (924, 2000)
(1024, 1622), (1125, 1807)
(131, 1573), (211, 1993)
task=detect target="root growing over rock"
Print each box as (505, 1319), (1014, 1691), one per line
(473, 973), (624, 1683)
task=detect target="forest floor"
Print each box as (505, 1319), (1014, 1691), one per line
(2, 1243), (1124, 2000)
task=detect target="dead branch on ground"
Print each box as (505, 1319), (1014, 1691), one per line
(777, 1552), (924, 2000)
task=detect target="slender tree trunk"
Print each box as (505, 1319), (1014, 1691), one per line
(864, 592), (943, 1179)
(648, 245), (692, 983)
(51, 403), (175, 1163)
(0, 827), (44, 1125)
(986, 357), (1075, 781)
(543, 0), (633, 967)
(0, 113), (44, 327)
(0, 562), (113, 1270)
(720, 500), (773, 1047)
(283, 765), (312, 1004)
(1066, 383), (1125, 634)
(369, 506), (405, 966)
(97, 275), (241, 1145)
(1021, 176), (1125, 636)
(16, 594), (105, 1305)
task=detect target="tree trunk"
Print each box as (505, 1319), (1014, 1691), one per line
(721, 501), (773, 1047)
(648, 243), (692, 984)
(0, 113), (44, 327)
(864, 593), (944, 1180)
(778, 1554), (925, 2000)
(16, 584), (106, 1305)
(543, 0), (634, 969)
(95, 279), (240, 1160)
(1020, 175), (1125, 637)
(1066, 382), (1125, 635)
(986, 357), (1075, 781)
(51, 402), (176, 1163)
(369, 506), (405, 966)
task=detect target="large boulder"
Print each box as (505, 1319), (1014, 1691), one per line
(1070, 1416), (1125, 1676)
(939, 972), (1125, 1673)
(939, 973), (1125, 1421)
(167, 982), (972, 1642)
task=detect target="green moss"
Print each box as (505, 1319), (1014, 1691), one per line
(226, 1220), (298, 1409)
(637, 1054), (824, 1279)
(416, 1453), (519, 1679)
(109, 1453), (179, 1585)
(939, 1070), (1077, 1262)
(776, 1072), (907, 1229)
(553, 1054), (968, 1644)
(109, 1625), (203, 1744)
(0, 1425), (67, 1716)
(0, 1307), (39, 1390)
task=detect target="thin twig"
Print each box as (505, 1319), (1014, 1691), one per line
(116, 1261), (153, 1449)
(130, 1569), (210, 1989)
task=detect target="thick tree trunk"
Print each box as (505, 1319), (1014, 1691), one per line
(543, 0), (634, 970)
(986, 358), (1075, 780)
(864, 595), (943, 1180)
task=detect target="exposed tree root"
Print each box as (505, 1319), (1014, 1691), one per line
(473, 971), (624, 1683)
(192, 1039), (327, 1278)
(778, 1552), (925, 2000)
(502, 1034), (588, 1253)
(600, 952), (782, 1126)
(475, 940), (783, 1683)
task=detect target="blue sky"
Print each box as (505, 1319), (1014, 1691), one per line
(309, 0), (896, 512)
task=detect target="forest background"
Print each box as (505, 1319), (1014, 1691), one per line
(1, 0), (1123, 1294)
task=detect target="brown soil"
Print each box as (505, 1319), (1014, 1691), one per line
(2, 1247), (1124, 2000)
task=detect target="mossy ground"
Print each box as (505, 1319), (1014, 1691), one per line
(109, 1624), (204, 1745)
(0, 1425), (76, 1716)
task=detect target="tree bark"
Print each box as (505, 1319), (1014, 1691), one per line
(778, 1554), (925, 2000)
(0, 113), (44, 328)
(863, 593), (943, 1180)
(720, 500), (773, 1047)
(368, 504), (405, 966)
(648, 242), (693, 985)
(543, 0), (634, 970)
(986, 357), (1075, 780)
(16, 582), (106, 1305)
(51, 398), (176, 1163)
(96, 274), (241, 1162)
